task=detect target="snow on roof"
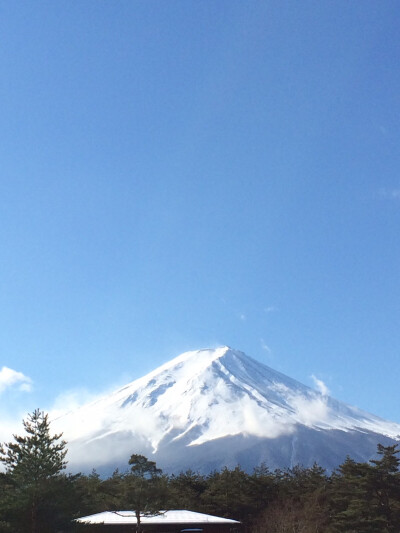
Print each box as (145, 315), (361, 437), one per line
(76, 510), (240, 525)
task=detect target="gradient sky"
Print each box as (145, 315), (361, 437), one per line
(1, 1), (400, 435)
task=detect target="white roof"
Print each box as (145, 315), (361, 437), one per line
(77, 510), (240, 525)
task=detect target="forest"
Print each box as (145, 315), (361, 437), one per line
(0, 409), (400, 533)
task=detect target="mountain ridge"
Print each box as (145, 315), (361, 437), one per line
(55, 346), (400, 474)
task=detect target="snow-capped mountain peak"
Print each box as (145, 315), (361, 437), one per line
(56, 347), (400, 474)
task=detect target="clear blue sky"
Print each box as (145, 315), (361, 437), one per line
(1, 1), (400, 430)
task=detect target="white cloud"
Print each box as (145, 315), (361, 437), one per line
(264, 306), (276, 313)
(260, 338), (272, 354)
(49, 388), (99, 419)
(0, 367), (32, 394)
(292, 394), (330, 426)
(311, 375), (330, 396)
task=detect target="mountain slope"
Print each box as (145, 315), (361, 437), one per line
(56, 347), (400, 474)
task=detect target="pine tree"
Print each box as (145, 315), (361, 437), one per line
(0, 409), (68, 533)
(109, 454), (165, 533)
(329, 446), (400, 532)
(329, 457), (376, 532)
(256, 463), (330, 533)
(201, 466), (256, 523)
(167, 470), (207, 511)
(369, 444), (400, 532)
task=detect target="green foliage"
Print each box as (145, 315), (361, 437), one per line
(369, 444), (400, 531)
(129, 454), (162, 479)
(0, 420), (399, 533)
(168, 470), (207, 511)
(0, 409), (70, 533)
(201, 466), (258, 523)
(104, 454), (165, 533)
(0, 408), (67, 481)
(254, 463), (330, 533)
(330, 445), (400, 533)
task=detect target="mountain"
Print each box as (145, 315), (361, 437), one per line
(56, 346), (400, 474)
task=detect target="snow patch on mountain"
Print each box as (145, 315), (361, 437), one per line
(55, 346), (400, 472)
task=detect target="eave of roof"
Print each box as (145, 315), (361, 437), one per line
(76, 510), (240, 525)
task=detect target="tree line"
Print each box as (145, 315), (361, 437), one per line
(1, 409), (400, 532)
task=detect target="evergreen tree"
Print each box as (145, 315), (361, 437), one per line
(329, 457), (376, 532)
(0, 471), (15, 532)
(255, 464), (330, 533)
(109, 454), (165, 533)
(0, 408), (68, 533)
(201, 466), (256, 523)
(369, 444), (400, 532)
(167, 470), (207, 512)
(74, 469), (109, 516)
(330, 446), (400, 532)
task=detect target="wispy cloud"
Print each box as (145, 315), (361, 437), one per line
(50, 388), (99, 420)
(0, 367), (32, 394)
(292, 394), (330, 426)
(264, 306), (276, 313)
(260, 338), (272, 354)
(311, 375), (330, 396)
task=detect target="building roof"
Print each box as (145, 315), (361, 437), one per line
(76, 510), (240, 525)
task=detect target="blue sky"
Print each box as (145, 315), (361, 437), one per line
(1, 1), (400, 433)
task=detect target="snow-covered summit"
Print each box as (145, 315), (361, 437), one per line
(57, 346), (400, 473)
